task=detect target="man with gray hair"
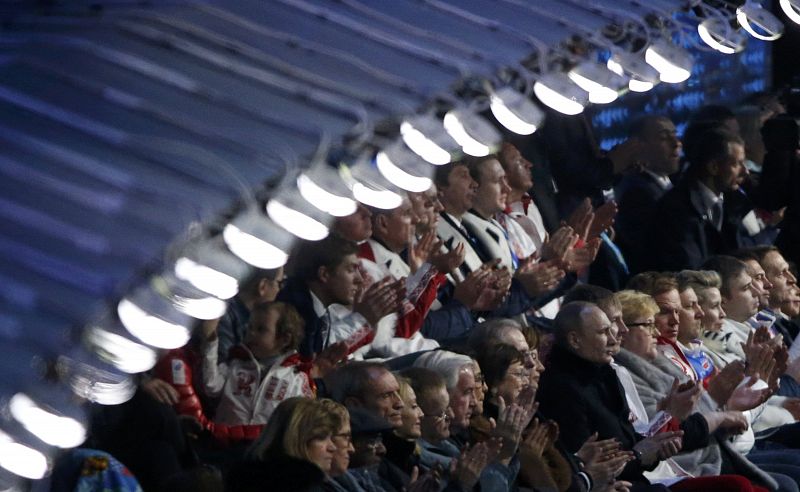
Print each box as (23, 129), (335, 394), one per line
(413, 351), (476, 434)
(324, 361), (404, 429)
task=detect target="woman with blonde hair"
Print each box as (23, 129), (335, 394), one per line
(228, 397), (339, 491)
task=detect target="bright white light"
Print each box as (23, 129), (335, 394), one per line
(568, 72), (618, 104)
(223, 223), (288, 269)
(297, 174), (357, 217)
(781, 0), (800, 24)
(352, 182), (403, 209)
(698, 19), (741, 54)
(629, 79), (655, 92)
(607, 59), (624, 76)
(376, 151), (432, 192)
(645, 42), (692, 84)
(86, 326), (157, 374)
(489, 92), (538, 135)
(77, 378), (136, 406)
(737, 2), (784, 40)
(117, 298), (190, 349)
(533, 74), (586, 115)
(171, 295), (227, 320)
(443, 112), (491, 156)
(9, 393), (85, 449)
(0, 432), (47, 479)
(174, 257), (238, 300)
(400, 121), (451, 165)
(266, 200), (328, 241)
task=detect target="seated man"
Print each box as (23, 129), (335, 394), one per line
(200, 302), (313, 442)
(537, 301), (683, 489)
(278, 235), (403, 359)
(646, 129), (749, 270)
(615, 116), (682, 274)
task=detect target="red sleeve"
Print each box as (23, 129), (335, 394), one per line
(394, 272), (446, 338)
(153, 349), (211, 429)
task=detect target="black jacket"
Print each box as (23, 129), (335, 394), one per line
(226, 453), (326, 492)
(645, 179), (742, 271)
(537, 345), (651, 484)
(615, 171), (671, 274)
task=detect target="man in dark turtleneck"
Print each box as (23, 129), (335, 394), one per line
(538, 302), (680, 492)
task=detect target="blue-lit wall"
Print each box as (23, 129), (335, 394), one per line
(591, 31), (772, 150)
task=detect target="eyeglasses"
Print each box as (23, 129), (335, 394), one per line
(627, 321), (656, 328)
(508, 370), (530, 380)
(361, 435), (383, 451)
(423, 409), (451, 422)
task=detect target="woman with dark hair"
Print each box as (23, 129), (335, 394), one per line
(227, 397), (339, 491)
(477, 345), (529, 420)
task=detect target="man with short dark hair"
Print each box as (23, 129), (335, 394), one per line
(278, 236), (401, 359)
(646, 129), (749, 270)
(615, 116), (682, 273)
(538, 302), (682, 490)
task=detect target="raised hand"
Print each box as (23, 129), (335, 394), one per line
(492, 397), (527, 462)
(453, 268), (492, 310)
(566, 198), (595, 242)
(726, 374), (771, 412)
(429, 242), (465, 274)
(576, 433), (622, 464)
(311, 341), (349, 379)
(633, 431), (683, 465)
(353, 277), (404, 326)
(520, 418), (552, 458)
(141, 377), (180, 406)
(657, 378), (701, 421)
(562, 237), (601, 273)
(707, 360), (746, 407)
(588, 201), (618, 239)
(516, 260), (565, 297)
(451, 441), (496, 490)
(408, 230), (438, 273)
(540, 225), (576, 264)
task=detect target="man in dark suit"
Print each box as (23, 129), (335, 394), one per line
(615, 116), (682, 274)
(646, 129), (749, 271)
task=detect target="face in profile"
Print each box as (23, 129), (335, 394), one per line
(568, 307), (617, 365)
(698, 287), (726, 332)
(396, 386), (424, 440)
(448, 366), (477, 429)
(305, 433), (337, 473)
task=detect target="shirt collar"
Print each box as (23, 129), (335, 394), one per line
(643, 169), (673, 190)
(309, 290), (327, 317)
(696, 181), (723, 210)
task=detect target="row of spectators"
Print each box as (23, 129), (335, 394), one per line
(51, 93), (800, 492)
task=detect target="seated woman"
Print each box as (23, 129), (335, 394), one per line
(614, 290), (786, 492)
(382, 375), (424, 478)
(228, 397), (339, 491)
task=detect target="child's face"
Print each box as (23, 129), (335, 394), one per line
(248, 308), (285, 358)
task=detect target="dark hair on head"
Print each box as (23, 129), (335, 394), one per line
(686, 129), (744, 176)
(563, 284), (619, 312)
(683, 105), (738, 166)
(399, 367), (446, 403)
(626, 272), (679, 297)
(701, 255), (748, 297)
(476, 344), (525, 391)
(248, 301), (305, 353)
(627, 115), (671, 139)
(433, 161), (465, 189)
(286, 235), (358, 283)
(464, 154), (500, 185)
(553, 301), (597, 346)
(240, 267), (282, 296)
(324, 361), (389, 404)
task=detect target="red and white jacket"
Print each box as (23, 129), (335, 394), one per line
(357, 239), (443, 357)
(202, 340), (314, 427)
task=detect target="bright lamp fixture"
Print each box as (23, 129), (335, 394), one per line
(533, 72), (587, 115)
(442, 110), (499, 157)
(607, 53), (659, 93)
(297, 173), (357, 217)
(737, 1), (784, 40)
(645, 40), (693, 84)
(489, 87), (543, 135)
(174, 257), (239, 300)
(400, 117), (453, 165)
(781, 0), (800, 24)
(0, 431), (48, 480)
(223, 212), (291, 269)
(352, 183), (403, 209)
(697, 18), (746, 54)
(117, 298), (191, 349)
(9, 393), (86, 449)
(266, 199), (329, 241)
(86, 326), (158, 374)
(376, 150), (432, 193)
(568, 62), (622, 105)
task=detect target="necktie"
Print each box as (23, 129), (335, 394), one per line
(318, 309), (331, 350)
(711, 202), (723, 231)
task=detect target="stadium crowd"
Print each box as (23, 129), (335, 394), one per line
(54, 95), (800, 492)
